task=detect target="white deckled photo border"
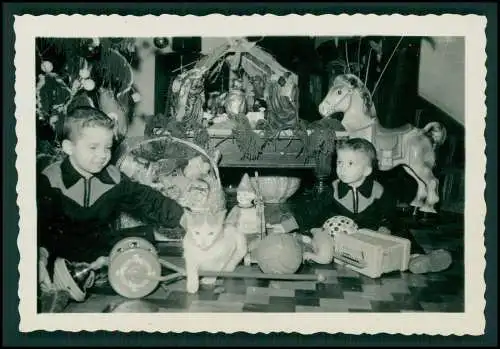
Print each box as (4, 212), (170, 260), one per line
(15, 14), (487, 335)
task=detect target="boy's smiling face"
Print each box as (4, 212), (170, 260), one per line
(336, 148), (373, 188)
(63, 126), (114, 178)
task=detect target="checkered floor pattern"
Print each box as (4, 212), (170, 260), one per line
(65, 212), (464, 313)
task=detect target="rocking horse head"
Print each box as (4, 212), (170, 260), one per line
(318, 73), (377, 132)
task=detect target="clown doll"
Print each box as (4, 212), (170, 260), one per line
(226, 173), (263, 265)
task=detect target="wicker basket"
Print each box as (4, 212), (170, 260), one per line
(114, 133), (226, 232)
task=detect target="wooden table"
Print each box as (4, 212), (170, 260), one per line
(188, 125), (348, 189)
(119, 123), (348, 192)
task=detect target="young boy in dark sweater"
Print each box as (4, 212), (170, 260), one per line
(37, 107), (186, 289)
(286, 138), (452, 274)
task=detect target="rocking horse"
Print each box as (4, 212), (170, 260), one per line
(318, 73), (447, 213)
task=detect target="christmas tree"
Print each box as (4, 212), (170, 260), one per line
(35, 37), (141, 164)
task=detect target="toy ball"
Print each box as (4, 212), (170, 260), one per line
(153, 37), (170, 49)
(41, 61), (53, 73)
(82, 79), (96, 91)
(323, 215), (358, 237)
(253, 234), (303, 274)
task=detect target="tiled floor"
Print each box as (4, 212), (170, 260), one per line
(63, 186), (464, 313)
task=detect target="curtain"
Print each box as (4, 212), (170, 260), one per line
(371, 37), (422, 128)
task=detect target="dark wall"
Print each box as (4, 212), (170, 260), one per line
(372, 37), (422, 128)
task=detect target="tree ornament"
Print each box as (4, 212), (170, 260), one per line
(84, 39), (102, 60)
(82, 79), (96, 91)
(90, 38), (100, 48)
(71, 80), (82, 92)
(79, 68), (91, 79)
(49, 114), (59, 129)
(153, 37), (169, 49)
(41, 61), (53, 73)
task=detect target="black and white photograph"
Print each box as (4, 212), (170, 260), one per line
(14, 14), (486, 335)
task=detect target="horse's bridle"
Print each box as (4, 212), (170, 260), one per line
(323, 84), (353, 114)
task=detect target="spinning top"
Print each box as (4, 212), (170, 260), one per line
(52, 256), (108, 302)
(71, 256), (108, 288)
(69, 262), (95, 290)
(52, 259), (94, 302)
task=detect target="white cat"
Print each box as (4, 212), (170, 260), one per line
(182, 209), (247, 294)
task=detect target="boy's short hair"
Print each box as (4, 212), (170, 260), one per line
(337, 138), (378, 169)
(62, 107), (115, 141)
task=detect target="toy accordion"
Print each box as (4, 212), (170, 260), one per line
(333, 229), (411, 278)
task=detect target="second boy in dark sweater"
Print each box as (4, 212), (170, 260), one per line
(287, 138), (452, 274)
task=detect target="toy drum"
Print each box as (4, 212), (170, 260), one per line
(109, 236), (158, 261)
(108, 237), (162, 299)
